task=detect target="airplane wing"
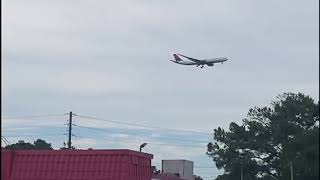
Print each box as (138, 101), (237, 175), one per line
(177, 54), (202, 63)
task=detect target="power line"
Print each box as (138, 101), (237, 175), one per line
(3, 124), (65, 129)
(75, 114), (211, 135)
(74, 124), (210, 144)
(73, 135), (207, 148)
(3, 134), (66, 138)
(1, 113), (68, 120)
(1, 112), (212, 148)
(74, 136), (205, 148)
(1, 136), (11, 146)
(1, 139), (9, 146)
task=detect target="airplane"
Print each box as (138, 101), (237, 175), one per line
(170, 53), (228, 68)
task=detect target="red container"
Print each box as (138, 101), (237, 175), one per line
(1, 149), (12, 180)
(1, 149), (153, 180)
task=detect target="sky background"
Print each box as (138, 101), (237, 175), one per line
(2, 0), (319, 179)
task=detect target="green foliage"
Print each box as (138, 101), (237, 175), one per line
(33, 139), (53, 149)
(207, 92), (319, 180)
(4, 140), (35, 150)
(151, 166), (160, 175)
(5, 139), (53, 150)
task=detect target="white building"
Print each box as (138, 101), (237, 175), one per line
(162, 160), (194, 180)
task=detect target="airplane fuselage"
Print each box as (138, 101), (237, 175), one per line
(170, 54), (228, 68)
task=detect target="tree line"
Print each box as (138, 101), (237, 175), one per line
(207, 92), (319, 180)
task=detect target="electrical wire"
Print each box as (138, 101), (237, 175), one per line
(72, 134), (207, 148)
(3, 124), (65, 129)
(1, 136), (11, 146)
(75, 114), (211, 134)
(1, 113), (68, 120)
(3, 134), (66, 138)
(2, 112), (213, 148)
(74, 124), (210, 144)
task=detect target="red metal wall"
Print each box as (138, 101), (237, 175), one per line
(1, 149), (12, 180)
(1, 149), (153, 180)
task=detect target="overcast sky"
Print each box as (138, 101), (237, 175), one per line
(2, 0), (319, 178)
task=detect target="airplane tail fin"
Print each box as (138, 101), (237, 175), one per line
(173, 54), (182, 62)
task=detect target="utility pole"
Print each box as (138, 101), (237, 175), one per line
(67, 111), (73, 149)
(290, 161), (293, 180)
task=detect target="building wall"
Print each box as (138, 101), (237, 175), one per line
(1, 149), (153, 180)
(1, 149), (12, 180)
(183, 160), (194, 180)
(162, 160), (194, 180)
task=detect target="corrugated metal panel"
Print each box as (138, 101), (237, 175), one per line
(1, 149), (153, 180)
(1, 149), (12, 180)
